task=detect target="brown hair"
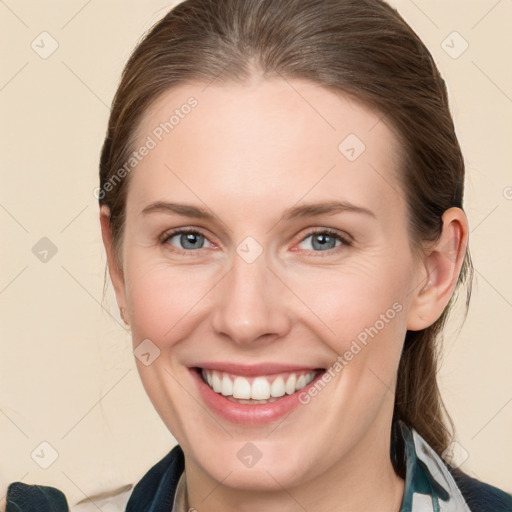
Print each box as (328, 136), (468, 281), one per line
(99, 0), (473, 475)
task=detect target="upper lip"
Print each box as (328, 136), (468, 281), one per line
(191, 362), (324, 376)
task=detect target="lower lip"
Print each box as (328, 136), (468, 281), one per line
(189, 367), (326, 425)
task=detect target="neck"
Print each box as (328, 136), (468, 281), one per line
(184, 417), (405, 512)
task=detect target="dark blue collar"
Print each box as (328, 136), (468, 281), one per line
(125, 443), (185, 512)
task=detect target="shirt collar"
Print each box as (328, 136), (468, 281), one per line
(396, 420), (471, 511)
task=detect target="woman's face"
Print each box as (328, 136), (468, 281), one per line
(110, 79), (425, 490)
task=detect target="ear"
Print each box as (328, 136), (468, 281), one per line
(99, 205), (129, 324)
(406, 207), (469, 331)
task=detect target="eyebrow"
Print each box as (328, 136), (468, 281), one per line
(281, 200), (376, 220)
(140, 200), (376, 221)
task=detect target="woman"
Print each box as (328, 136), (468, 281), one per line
(6, 0), (512, 510)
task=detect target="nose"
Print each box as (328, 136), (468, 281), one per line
(210, 251), (292, 346)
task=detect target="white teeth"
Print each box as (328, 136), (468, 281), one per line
(221, 374), (233, 396)
(201, 369), (318, 400)
(251, 377), (270, 400)
(296, 374), (306, 390)
(270, 376), (285, 397)
(211, 372), (222, 393)
(285, 374), (297, 395)
(233, 376), (251, 399)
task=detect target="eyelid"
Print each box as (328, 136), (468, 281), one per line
(292, 228), (352, 254)
(299, 227), (352, 244)
(159, 227), (217, 253)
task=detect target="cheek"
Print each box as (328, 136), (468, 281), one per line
(124, 257), (217, 344)
(287, 257), (411, 339)
(283, 260), (412, 394)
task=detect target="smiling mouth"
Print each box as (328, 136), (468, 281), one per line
(195, 367), (325, 404)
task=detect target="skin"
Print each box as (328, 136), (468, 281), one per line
(100, 78), (468, 512)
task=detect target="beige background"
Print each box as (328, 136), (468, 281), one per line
(1, 0), (511, 508)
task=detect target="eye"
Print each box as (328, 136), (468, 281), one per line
(160, 227), (351, 256)
(296, 229), (350, 254)
(161, 228), (213, 253)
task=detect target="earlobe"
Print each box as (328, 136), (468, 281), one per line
(99, 205), (129, 323)
(406, 207), (468, 331)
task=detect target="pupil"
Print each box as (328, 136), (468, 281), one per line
(313, 233), (335, 251)
(182, 233), (202, 249)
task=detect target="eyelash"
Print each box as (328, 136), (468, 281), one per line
(160, 227), (352, 257)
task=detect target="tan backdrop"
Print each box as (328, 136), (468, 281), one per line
(1, 0), (511, 508)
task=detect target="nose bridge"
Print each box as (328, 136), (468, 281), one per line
(211, 245), (291, 345)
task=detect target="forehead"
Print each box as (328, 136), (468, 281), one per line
(128, 79), (405, 224)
